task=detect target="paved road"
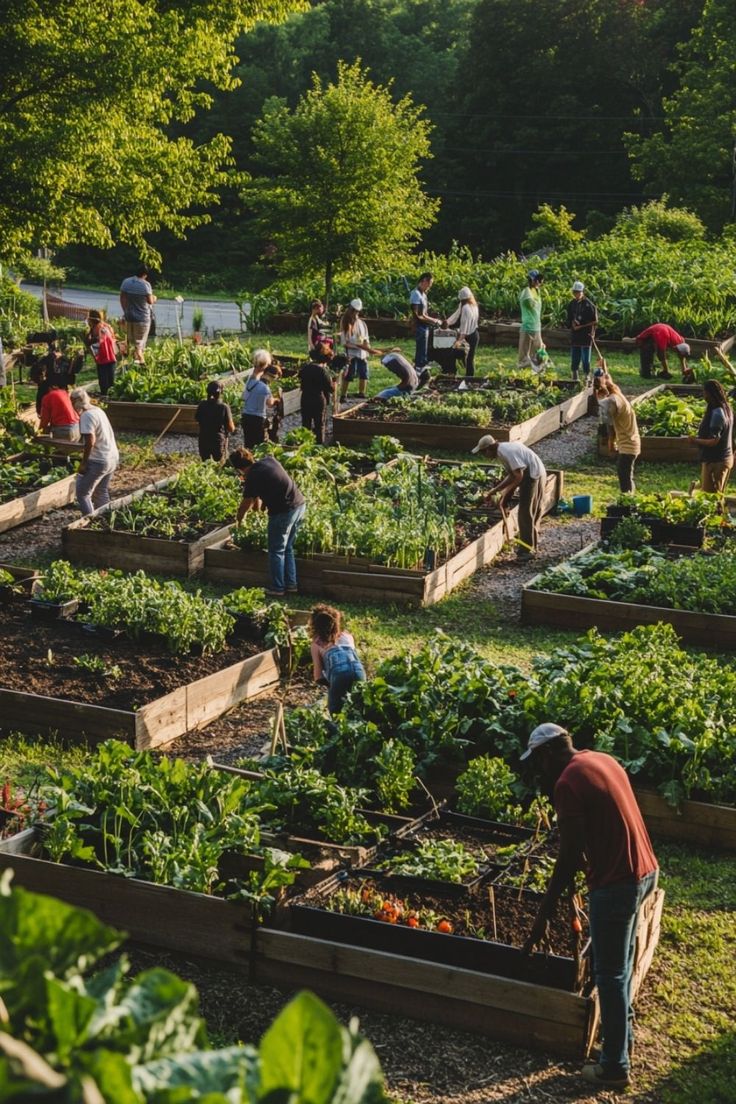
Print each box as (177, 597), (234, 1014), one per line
(22, 284), (244, 335)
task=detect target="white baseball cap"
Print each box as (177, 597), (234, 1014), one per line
(676, 342), (691, 356)
(519, 723), (568, 760)
(458, 286), (472, 300)
(350, 298), (363, 311)
(471, 434), (497, 453)
(571, 281), (585, 293)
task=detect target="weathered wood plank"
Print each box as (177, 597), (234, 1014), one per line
(0, 688), (136, 742)
(0, 474), (76, 534)
(634, 789), (736, 850)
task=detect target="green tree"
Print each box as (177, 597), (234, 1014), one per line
(242, 60), (438, 302)
(626, 0), (736, 229)
(522, 204), (585, 253)
(0, 0), (298, 265)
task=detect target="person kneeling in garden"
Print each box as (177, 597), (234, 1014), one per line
(521, 723), (658, 1091)
(309, 604), (366, 714)
(376, 350), (418, 399)
(471, 435), (547, 557)
(230, 447), (306, 598)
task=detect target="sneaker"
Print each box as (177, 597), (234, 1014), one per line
(265, 588), (286, 598)
(581, 1063), (630, 1089)
(285, 586), (299, 595)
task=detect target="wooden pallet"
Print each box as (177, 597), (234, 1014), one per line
(334, 392), (588, 451)
(204, 471), (563, 606)
(62, 477), (231, 576)
(521, 542), (736, 648)
(596, 384), (702, 463)
(0, 645), (280, 749)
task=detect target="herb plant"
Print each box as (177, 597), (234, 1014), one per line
(377, 838), (480, 883)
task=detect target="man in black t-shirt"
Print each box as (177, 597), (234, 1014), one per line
(299, 348), (335, 444)
(195, 381), (235, 461)
(566, 281), (598, 384)
(230, 448), (307, 597)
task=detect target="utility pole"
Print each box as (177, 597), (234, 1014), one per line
(731, 135), (736, 221)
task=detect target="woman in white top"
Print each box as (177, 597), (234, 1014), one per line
(338, 298), (383, 403)
(446, 286), (480, 377)
(70, 387), (120, 516)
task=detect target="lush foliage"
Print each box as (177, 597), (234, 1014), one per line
(0, 457), (70, 504)
(635, 392), (704, 436)
(612, 491), (732, 529)
(0, 873), (387, 1102)
(377, 838), (480, 883)
(242, 60), (438, 300)
(372, 387), (562, 426)
(107, 338), (252, 403)
(455, 756), (524, 823)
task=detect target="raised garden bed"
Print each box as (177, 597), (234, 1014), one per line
(597, 384), (703, 463)
(334, 390), (588, 450)
(0, 452), (76, 533)
(104, 368), (249, 435)
(0, 600), (280, 748)
(62, 477), (232, 576)
(634, 789), (736, 851)
(205, 469), (563, 606)
(521, 541), (736, 647)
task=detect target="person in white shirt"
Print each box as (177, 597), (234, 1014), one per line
(471, 434), (547, 556)
(70, 388), (120, 516)
(446, 286), (480, 377)
(339, 299), (383, 402)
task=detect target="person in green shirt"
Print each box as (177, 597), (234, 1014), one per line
(518, 269), (544, 369)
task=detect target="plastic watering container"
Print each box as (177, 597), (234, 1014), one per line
(572, 494), (593, 516)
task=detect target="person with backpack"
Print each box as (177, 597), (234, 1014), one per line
(309, 603), (366, 714)
(195, 380), (235, 462)
(84, 310), (118, 395)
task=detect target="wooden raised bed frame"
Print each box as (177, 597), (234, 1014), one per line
(0, 830), (663, 1059)
(596, 384), (702, 463)
(104, 368), (250, 435)
(634, 789), (736, 851)
(204, 469), (563, 606)
(62, 476), (231, 577)
(333, 389), (589, 451)
(0, 454), (76, 534)
(0, 644), (280, 749)
(521, 541), (736, 648)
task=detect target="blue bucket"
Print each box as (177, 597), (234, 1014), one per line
(572, 494), (593, 516)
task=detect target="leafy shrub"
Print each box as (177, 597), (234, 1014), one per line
(522, 203), (585, 253)
(455, 756), (524, 822)
(615, 198), (706, 243)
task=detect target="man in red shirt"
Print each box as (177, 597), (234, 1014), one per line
(521, 723), (658, 1090)
(624, 323), (692, 382)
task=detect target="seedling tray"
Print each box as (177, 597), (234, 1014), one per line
(204, 469), (563, 605)
(63, 476), (231, 576)
(333, 388), (588, 450)
(521, 541), (736, 648)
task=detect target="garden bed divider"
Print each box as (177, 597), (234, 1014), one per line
(62, 476), (232, 576)
(520, 541), (736, 648)
(204, 470), (563, 606)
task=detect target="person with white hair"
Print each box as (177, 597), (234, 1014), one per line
(566, 281), (598, 384)
(241, 348), (278, 447)
(471, 434), (547, 556)
(625, 323), (692, 382)
(70, 388), (119, 515)
(445, 287), (480, 377)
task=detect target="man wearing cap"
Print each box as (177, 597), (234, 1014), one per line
(518, 271), (544, 369)
(625, 323), (692, 382)
(520, 723), (658, 1090)
(410, 272), (441, 374)
(471, 435), (547, 556)
(566, 281), (598, 384)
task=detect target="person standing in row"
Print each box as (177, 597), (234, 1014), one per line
(566, 281), (598, 384)
(242, 349), (278, 447)
(230, 447), (306, 598)
(625, 323), (692, 382)
(446, 287), (480, 377)
(518, 270), (544, 370)
(471, 434), (547, 557)
(376, 350), (418, 399)
(38, 380), (80, 441)
(597, 372), (641, 493)
(410, 272), (441, 372)
(299, 346), (334, 444)
(691, 379), (733, 492)
(521, 723), (658, 1090)
(307, 299), (334, 356)
(84, 310), (118, 395)
(70, 388), (119, 516)
(196, 380), (235, 462)
(119, 265), (156, 365)
(309, 604), (366, 715)
(339, 299), (382, 403)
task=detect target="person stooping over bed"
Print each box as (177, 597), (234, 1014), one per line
(309, 604), (366, 715)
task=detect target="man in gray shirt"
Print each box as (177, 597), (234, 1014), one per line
(120, 264), (156, 364)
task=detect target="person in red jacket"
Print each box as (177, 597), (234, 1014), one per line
(521, 723), (658, 1091)
(625, 323), (692, 382)
(38, 380), (80, 441)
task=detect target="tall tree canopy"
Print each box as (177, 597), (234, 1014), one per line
(626, 0), (736, 230)
(241, 60), (438, 300)
(0, 0), (299, 264)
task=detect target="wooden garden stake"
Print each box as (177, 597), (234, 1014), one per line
(488, 886), (498, 942)
(269, 702), (288, 756)
(152, 407), (181, 449)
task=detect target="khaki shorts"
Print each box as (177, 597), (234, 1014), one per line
(126, 321), (151, 360)
(701, 458), (733, 493)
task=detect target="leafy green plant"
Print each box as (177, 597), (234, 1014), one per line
(0, 458), (70, 503)
(72, 653), (122, 680)
(455, 756), (524, 823)
(607, 515), (653, 549)
(377, 838), (480, 883)
(635, 392), (704, 436)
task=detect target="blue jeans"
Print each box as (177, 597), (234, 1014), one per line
(376, 385), (411, 399)
(327, 669), (366, 714)
(415, 324), (431, 369)
(267, 503), (306, 591)
(571, 345), (592, 380)
(76, 461), (116, 516)
(589, 870), (657, 1076)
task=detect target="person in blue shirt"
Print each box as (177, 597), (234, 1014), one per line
(119, 265), (156, 364)
(241, 349), (278, 447)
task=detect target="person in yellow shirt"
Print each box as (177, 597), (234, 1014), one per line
(598, 372), (641, 492)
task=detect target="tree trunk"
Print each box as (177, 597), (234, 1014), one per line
(324, 259), (333, 310)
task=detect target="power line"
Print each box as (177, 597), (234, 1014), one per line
(428, 110), (665, 121)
